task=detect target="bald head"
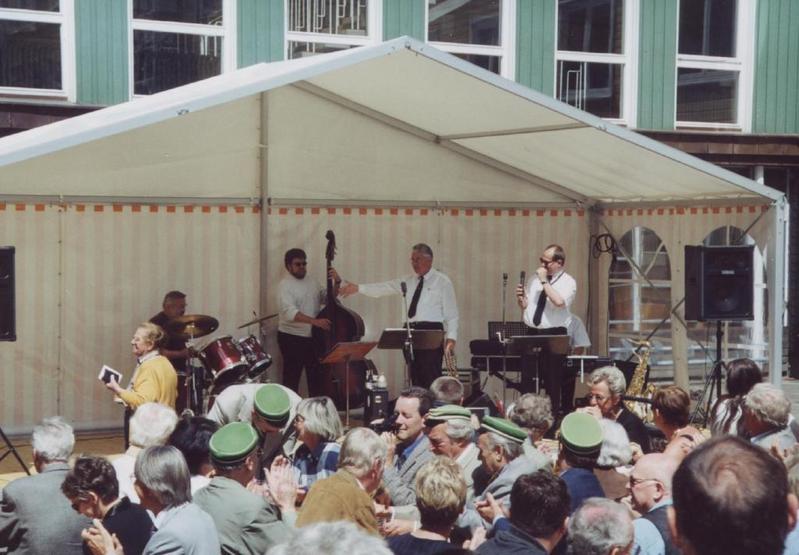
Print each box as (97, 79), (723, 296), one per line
(630, 453), (679, 514)
(636, 454), (678, 493)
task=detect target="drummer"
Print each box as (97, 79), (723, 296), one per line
(150, 290), (189, 373)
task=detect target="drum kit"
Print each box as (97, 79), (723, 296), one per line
(165, 312), (277, 415)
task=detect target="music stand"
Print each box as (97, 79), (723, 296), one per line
(0, 424), (30, 475)
(320, 341), (377, 428)
(378, 328), (445, 387)
(506, 335), (570, 413)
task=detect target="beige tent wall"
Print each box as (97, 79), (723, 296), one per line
(594, 203), (773, 387)
(1, 202), (261, 434)
(263, 206), (590, 399)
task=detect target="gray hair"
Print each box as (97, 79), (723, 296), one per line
(509, 393), (554, 433)
(338, 427), (387, 478)
(430, 376), (464, 404)
(444, 418), (474, 441)
(589, 366), (627, 397)
(130, 403), (178, 448)
(568, 497), (633, 555)
(596, 419), (632, 468)
(134, 445), (191, 508)
(296, 396), (343, 442)
(745, 383), (791, 428)
(412, 243), (433, 258)
(31, 416), (74, 462)
(483, 430), (523, 461)
(269, 521), (391, 555)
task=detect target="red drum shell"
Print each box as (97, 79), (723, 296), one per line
(200, 336), (248, 387)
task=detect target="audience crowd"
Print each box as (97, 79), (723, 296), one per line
(2, 359), (799, 555)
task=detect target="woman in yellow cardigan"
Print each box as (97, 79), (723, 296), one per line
(106, 322), (178, 411)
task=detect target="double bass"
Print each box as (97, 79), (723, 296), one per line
(312, 230), (367, 408)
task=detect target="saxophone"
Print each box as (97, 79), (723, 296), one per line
(624, 341), (655, 422)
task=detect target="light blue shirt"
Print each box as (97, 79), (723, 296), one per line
(783, 509), (799, 555)
(633, 499), (672, 555)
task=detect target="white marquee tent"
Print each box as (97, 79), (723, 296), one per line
(0, 37), (786, 433)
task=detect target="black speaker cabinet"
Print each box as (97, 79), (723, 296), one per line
(684, 245), (754, 322)
(0, 246), (15, 341)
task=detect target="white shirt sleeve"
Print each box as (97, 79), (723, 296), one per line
(358, 278), (404, 298)
(442, 276), (459, 342)
(278, 281), (300, 322)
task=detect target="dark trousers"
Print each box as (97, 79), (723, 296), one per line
(408, 321), (444, 389)
(524, 326), (569, 417)
(278, 331), (325, 396)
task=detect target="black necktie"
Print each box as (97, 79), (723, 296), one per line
(532, 282), (547, 326)
(408, 276), (424, 318)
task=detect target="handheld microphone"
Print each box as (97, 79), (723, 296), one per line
(502, 272), (508, 283)
(401, 281), (407, 296)
(519, 271), (526, 287)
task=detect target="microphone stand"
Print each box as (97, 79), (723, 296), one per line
(400, 282), (414, 387)
(501, 273), (508, 325)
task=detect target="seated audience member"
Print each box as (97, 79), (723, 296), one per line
(508, 393), (554, 460)
(284, 396), (343, 491)
(382, 387), (436, 506)
(557, 412), (605, 513)
(387, 457), (467, 555)
(270, 521), (392, 555)
(459, 417), (549, 530)
(709, 357), (762, 436)
(594, 419), (633, 502)
(652, 386), (691, 444)
(425, 405), (481, 502)
(249, 383), (302, 465)
(62, 456), (152, 555)
(430, 376), (465, 405)
(475, 471), (570, 555)
(670, 436), (798, 555)
(742, 383), (797, 453)
(297, 427), (387, 534)
(168, 415), (218, 493)
(628, 454), (680, 555)
(114, 402), (178, 503)
(587, 367), (650, 453)
(782, 448), (799, 554)
(568, 497), (634, 555)
(193, 422), (292, 553)
(0, 417), (89, 554)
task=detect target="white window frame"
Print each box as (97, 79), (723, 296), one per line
(425, 0), (516, 80)
(0, 1), (75, 101)
(284, 0), (383, 59)
(554, 0), (639, 126)
(675, 0), (755, 132)
(129, 0), (236, 98)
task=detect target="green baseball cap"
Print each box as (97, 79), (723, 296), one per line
(480, 416), (527, 444)
(209, 422), (259, 465)
(253, 384), (291, 426)
(559, 412), (603, 455)
(426, 404), (472, 426)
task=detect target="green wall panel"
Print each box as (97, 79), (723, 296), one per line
(238, 0), (284, 67)
(75, 0), (128, 105)
(753, 0), (799, 133)
(637, 0), (677, 130)
(515, 0), (555, 96)
(383, 0), (424, 41)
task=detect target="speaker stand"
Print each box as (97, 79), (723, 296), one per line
(0, 424), (30, 475)
(691, 320), (727, 427)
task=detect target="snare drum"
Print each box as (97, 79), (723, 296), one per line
(237, 335), (273, 380)
(200, 336), (248, 388)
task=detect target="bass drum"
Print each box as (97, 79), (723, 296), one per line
(200, 336), (249, 390)
(237, 335), (273, 381)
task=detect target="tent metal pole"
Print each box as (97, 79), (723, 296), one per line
(768, 196), (788, 385)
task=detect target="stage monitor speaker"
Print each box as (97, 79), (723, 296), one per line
(0, 246), (15, 341)
(684, 245), (754, 322)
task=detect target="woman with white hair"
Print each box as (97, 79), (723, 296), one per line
(586, 366), (651, 453)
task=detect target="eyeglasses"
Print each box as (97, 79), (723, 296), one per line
(292, 261), (308, 266)
(586, 393), (609, 403)
(70, 498), (86, 512)
(629, 476), (661, 487)
(539, 258), (553, 266)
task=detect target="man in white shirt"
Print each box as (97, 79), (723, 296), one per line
(340, 243), (458, 388)
(277, 248), (330, 395)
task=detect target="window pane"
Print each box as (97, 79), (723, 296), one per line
(679, 0), (736, 57)
(288, 0), (369, 36)
(557, 61), (621, 118)
(452, 53), (501, 74)
(428, 0), (500, 46)
(287, 41), (355, 59)
(676, 68), (737, 123)
(133, 0), (223, 25)
(134, 30), (221, 95)
(558, 0), (623, 54)
(0, 0), (58, 10)
(0, 19), (61, 89)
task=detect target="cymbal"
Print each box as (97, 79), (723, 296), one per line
(237, 313), (278, 329)
(165, 314), (219, 339)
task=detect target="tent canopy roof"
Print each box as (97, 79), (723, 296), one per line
(0, 37), (782, 205)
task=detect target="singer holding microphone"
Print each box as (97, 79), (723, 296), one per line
(338, 243), (458, 389)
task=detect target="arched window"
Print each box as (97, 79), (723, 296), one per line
(686, 226), (768, 374)
(608, 227), (672, 375)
